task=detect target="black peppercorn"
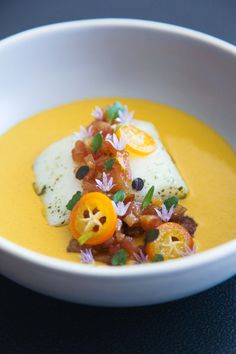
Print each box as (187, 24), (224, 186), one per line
(76, 165), (89, 180)
(132, 177), (144, 191)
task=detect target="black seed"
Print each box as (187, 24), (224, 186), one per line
(132, 178), (144, 191)
(172, 236), (179, 242)
(100, 216), (107, 224)
(76, 165), (89, 180)
(83, 210), (89, 218)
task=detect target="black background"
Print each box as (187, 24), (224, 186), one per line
(1, 1), (236, 353)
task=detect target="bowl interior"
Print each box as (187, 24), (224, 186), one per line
(0, 20), (236, 308)
(0, 19), (235, 149)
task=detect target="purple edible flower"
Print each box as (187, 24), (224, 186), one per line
(73, 126), (93, 141)
(80, 249), (94, 264)
(133, 249), (148, 264)
(155, 204), (175, 222)
(177, 244), (197, 257)
(91, 106), (103, 120)
(105, 133), (126, 151)
(112, 201), (131, 217)
(116, 106), (134, 124)
(95, 172), (115, 192)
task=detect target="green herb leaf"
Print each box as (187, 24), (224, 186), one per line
(66, 191), (82, 210)
(78, 232), (94, 245)
(91, 133), (103, 152)
(152, 253), (164, 262)
(104, 158), (116, 171)
(106, 102), (124, 122)
(142, 186), (154, 209)
(33, 183), (47, 196)
(164, 196), (179, 211)
(113, 190), (125, 204)
(145, 229), (159, 243)
(111, 249), (128, 266)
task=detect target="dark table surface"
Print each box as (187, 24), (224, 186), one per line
(1, 1), (236, 353)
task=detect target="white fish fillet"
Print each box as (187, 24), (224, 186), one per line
(33, 120), (188, 226)
(33, 136), (81, 226)
(130, 120), (188, 201)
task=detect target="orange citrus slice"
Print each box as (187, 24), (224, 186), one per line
(117, 125), (156, 155)
(69, 192), (117, 246)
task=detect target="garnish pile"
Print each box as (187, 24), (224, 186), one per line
(66, 102), (198, 265)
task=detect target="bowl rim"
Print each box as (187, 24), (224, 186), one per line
(0, 18), (236, 278)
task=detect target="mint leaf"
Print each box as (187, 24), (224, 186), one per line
(104, 158), (116, 171)
(106, 102), (124, 122)
(142, 186), (154, 209)
(91, 133), (103, 152)
(164, 196), (179, 211)
(152, 254), (164, 262)
(113, 190), (125, 204)
(145, 229), (159, 243)
(66, 191), (82, 210)
(111, 249), (128, 266)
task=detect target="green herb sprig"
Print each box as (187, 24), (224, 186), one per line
(142, 186), (154, 209)
(66, 191), (82, 210)
(164, 196), (179, 211)
(113, 190), (125, 204)
(91, 133), (103, 152)
(78, 232), (94, 245)
(111, 249), (128, 266)
(145, 229), (159, 243)
(104, 158), (116, 171)
(33, 183), (47, 196)
(106, 102), (124, 122)
(152, 254), (164, 262)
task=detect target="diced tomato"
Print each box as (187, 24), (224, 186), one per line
(89, 121), (113, 137)
(108, 244), (121, 256)
(123, 201), (142, 227)
(124, 194), (135, 204)
(82, 181), (100, 193)
(83, 167), (96, 181)
(141, 204), (159, 216)
(120, 236), (138, 255)
(84, 154), (95, 169)
(101, 140), (117, 155)
(72, 140), (90, 164)
(115, 231), (126, 242)
(140, 215), (163, 231)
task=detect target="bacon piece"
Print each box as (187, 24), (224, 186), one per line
(93, 253), (111, 264)
(171, 204), (187, 221)
(177, 215), (198, 236)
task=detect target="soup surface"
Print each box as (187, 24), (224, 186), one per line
(0, 98), (235, 262)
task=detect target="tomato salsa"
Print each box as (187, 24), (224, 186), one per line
(66, 103), (198, 265)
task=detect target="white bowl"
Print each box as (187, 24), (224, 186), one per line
(0, 19), (235, 307)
